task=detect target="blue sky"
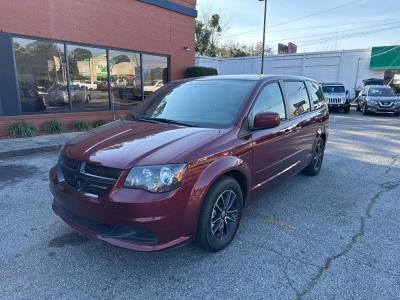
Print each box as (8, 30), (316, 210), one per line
(196, 0), (400, 53)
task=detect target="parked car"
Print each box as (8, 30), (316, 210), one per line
(46, 85), (91, 105)
(50, 75), (329, 252)
(143, 80), (164, 95)
(18, 83), (46, 112)
(321, 83), (350, 113)
(355, 78), (386, 98)
(356, 85), (400, 116)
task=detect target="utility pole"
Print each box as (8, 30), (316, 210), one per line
(260, 0), (268, 74)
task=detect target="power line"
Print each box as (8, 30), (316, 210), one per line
(297, 25), (400, 47)
(263, 20), (400, 44)
(254, 18), (400, 34)
(224, 0), (365, 38)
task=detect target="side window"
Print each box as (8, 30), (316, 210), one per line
(282, 81), (311, 118)
(249, 83), (286, 123)
(308, 81), (325, 110)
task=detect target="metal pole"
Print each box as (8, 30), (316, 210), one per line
(261, 0), (268, 74)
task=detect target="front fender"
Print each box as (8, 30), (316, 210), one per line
(182, 156), (252, 238)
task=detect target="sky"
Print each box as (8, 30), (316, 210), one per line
(196, 0), (400, 53)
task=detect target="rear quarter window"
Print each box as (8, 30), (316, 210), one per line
(308, 81), (326, 110)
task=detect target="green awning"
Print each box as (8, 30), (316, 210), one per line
(370, 46), (400, 70)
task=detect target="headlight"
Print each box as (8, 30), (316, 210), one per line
(124, 164), (187, 193)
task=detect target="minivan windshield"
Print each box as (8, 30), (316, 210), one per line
(128, 80), (256, 128)
(368, 87), (395, 97)
(322, 86), (345, 93)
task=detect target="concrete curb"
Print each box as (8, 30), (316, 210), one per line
(0, 144), (63, 159)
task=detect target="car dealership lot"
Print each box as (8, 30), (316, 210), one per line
(0, 110), (399, 299)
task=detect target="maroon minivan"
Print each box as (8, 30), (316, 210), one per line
(50, 75), (329, 252)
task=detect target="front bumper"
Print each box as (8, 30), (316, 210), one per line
(365, 104), (400, 114)
(328, 102), (350, 109)
(50, 167), (193, 251)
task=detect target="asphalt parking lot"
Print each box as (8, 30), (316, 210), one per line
(0, 109), (399, 299)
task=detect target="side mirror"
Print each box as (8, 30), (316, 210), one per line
(252, 112), (280, 130)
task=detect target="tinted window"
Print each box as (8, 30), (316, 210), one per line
(250, 83), (286, 122)
(282, 81), (311, 118)
(129, 80), (256, 129)
(109, 50), (142, 109)
(67, 45), (110, 111)
(368, 87), (395, 97)
(309, 81), (326, 110)
(13, 38), (69, 114)
(143, 55), (168, 97)
(322, 85), (345, 93)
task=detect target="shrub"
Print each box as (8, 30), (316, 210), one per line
(72, 120), (89, 131)
(8, 122), (37, 138)
(41, 120), (64, 134)
(93, 120), (107, 128)
(184, 67), (218, 78)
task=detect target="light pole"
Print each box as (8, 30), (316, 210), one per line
(259, 0), (268, 74)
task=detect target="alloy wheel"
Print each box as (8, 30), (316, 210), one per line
(210, 190), (239, 240)
(313, 141), (324, 171)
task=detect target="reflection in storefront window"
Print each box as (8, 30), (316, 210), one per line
(13, 38), (68, 114)
(67, 45), (109, 111)
(143, 55), (168, 97)
(109, 50), (142, 109)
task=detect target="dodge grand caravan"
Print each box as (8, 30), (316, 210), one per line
(50, 75), (329, 252)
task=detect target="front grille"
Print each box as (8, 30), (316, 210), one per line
(378, 101), (394, 107)
(327, 97), (342, 104)
(59, 156), (122, 196)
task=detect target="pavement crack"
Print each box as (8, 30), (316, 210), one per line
(296, 179), (400, 299)
(283, 259), (302, 299)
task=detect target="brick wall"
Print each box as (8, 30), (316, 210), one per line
(0, 0), (196, 80)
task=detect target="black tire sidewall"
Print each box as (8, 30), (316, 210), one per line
(196, 176), (243, 252)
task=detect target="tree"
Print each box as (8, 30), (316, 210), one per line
(195, 20), (211, 55)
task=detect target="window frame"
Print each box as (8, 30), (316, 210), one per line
(10, 33), (170, 115)
(247, 80), (288, 128)
(281, 80), (312, 120)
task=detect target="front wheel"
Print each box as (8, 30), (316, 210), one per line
(344, 106), (350, 114)
(196, 176), (243, 252)
(362, 104), (369, 115)
(302, 137), (325, 176)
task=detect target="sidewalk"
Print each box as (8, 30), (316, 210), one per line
(0, 132), (81, 159)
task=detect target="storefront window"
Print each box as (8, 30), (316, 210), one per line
(109, 50), (142, 109)
(13, 38), (68, 114)
(142, 55), (168, 97)
(67, 45), (110, 111)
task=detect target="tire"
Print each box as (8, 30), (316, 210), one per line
(394, 113), (400, 117)
(86, 95), (91, 103)
(344, 106), (350, 114)
(302, 137), (325, 176)
(362, 104), (369, 115)
(196, 176), (243, 252)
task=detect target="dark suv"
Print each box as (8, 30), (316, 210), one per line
(50, 75), (329, 252)
(356, 85), (400, 115)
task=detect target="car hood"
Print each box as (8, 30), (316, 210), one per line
(62, 119), (221, 169)
(367, 96), (400, 101)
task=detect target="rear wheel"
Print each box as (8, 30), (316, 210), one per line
(196, 176), (243, 252)
(303, 137), (325, 176)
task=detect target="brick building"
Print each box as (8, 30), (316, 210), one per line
(0, 0), (197, 136)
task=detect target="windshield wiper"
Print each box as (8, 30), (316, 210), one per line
(136, 117), (199, 127)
